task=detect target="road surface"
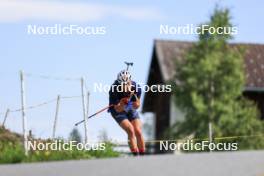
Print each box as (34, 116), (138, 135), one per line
(1, 151), (264, 176)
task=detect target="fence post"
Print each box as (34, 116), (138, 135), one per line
(20, 70), (28, 156)
(2, 108), (10, 127)
(209, 121), (213, 152)
(81, 77), (88, 143)
(52, 95), (60, 139)
(86, 91), (90, 120)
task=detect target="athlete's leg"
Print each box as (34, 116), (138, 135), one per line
(131, 118), (145, 154)
(119, 119), (138, 154)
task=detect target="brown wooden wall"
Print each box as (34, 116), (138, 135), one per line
(243, 91), (264, 120)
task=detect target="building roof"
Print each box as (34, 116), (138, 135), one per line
(154, 40), (264, 90)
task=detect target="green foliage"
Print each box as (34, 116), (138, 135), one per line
(168, 6), (264, 150)
(0, 141), (119, 164)
(69, 128), (82, 143)
(0, 126), (119, 164)
(0, 126), (25, 163)
(0, 143), (25, 164)
(87, 142), (120, 158)
(24, 142), (119, 163)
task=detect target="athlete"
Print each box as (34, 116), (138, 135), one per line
(108, 70), (145, 155)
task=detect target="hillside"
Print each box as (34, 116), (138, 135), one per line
(0, 126), (23, 143)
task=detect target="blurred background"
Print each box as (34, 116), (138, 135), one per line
(0, 0), (263, 152)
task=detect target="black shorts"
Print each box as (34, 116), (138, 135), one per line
(111, 110), (139, 124)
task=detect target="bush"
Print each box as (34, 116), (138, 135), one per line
(0, 143), (25, 164)
(0, 126), (120, 164)
(0, 141), (119, 164)
(25, 142), (119, 162)
(88, 142), (120, 158)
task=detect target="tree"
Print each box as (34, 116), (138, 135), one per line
(69, 128), (82, 143)
(98, 129), (109, 142)
(168, 6), (264, 149)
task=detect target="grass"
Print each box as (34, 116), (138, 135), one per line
(0, 126), (120, 164)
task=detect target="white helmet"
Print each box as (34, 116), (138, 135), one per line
(117, 70), (131, 84)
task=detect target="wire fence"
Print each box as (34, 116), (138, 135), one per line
(0, 71), (86, 115)
(0, 71), (91, 149)
(24, 72), (81, 81)
(0, 95), (83, 115)
(2, 71), (264, 154)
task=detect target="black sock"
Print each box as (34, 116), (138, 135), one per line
(139, 152), (145, 156)
(132, 152), (139, 156)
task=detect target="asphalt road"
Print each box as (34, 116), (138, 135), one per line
(1, 151), (264, 176)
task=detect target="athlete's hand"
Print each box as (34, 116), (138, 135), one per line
(120, 97), (130, 105)
(114, 103), (124, 113)
(133, 100), (140, 109)
(124, 101), (133, 112)
(131, 94), (140, 109)
(114, 97), (130, 113)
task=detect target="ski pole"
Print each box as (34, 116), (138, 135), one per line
(75, 104), (113, 126)
(124, 61), (133, 71)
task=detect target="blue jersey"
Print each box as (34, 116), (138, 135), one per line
(108, 80), (141, 114)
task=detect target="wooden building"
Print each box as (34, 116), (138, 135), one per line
(142, 40), (264, 141)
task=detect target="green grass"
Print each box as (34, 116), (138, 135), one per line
(0, 127), (120, 164)
(0, 141), (119, 164)
(0, 143), (25, 164)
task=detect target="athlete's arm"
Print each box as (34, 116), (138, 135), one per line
(114, 97), (130, 112)
(132, 84), (141, 109)
(114, 103), (124, 113)
(132, 95), (140, 109)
